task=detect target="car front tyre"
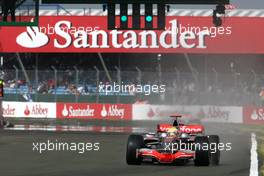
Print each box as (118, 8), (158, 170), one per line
(126, 134), (145, 165)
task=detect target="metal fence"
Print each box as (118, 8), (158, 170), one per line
(2, 68), (264, 106)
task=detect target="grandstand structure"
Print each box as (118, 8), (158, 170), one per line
(1, 52), (264, 106)
(37, 7), (264, 17)
(0, 0), (38, 25)
(1, 1), (263, 25)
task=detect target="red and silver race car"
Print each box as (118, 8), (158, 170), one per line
(126, 114), (220, 166)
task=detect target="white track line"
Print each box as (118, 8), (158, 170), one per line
(5, 124), (149, 133)
(250, 133), (259, 176)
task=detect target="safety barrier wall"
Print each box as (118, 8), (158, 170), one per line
(56, 103), (132, 120)
(2, 101), (263, 124)
(243, 106), (264, 125)
(133, 104), (243, 123)
(3, 101), (56, 118)
(2, 101), (132, 120)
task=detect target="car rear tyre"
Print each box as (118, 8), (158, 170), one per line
(126, 134), (145, 165)
(194, 136), (210, 166)
(209, 135), (220, 165)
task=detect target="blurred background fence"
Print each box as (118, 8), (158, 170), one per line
(2, 67), (264, 106)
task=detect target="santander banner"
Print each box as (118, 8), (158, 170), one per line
(243, 106), (264, 125)
(57, 103), (132, 120)
(0, 16), (264, 53)
(133, 104), (243, 123)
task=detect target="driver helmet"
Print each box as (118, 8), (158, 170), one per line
(167, 127), (179, 137)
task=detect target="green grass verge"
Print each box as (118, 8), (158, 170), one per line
(259, 142), (264, 176)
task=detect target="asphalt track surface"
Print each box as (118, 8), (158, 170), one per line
(0, 121), (251, 176)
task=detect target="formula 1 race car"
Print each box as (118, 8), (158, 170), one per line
(126, 114), (220, 166)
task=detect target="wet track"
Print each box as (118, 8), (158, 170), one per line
(0, 121), (251, 176)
